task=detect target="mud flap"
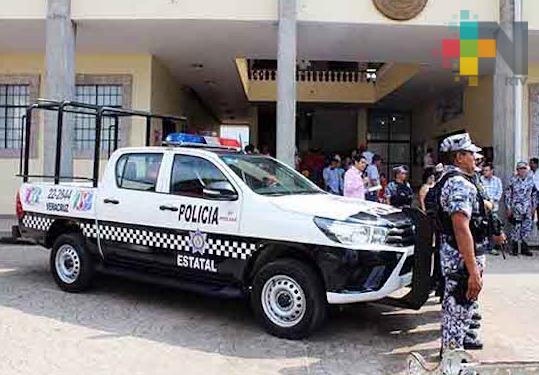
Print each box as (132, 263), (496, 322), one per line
(380, 208), (434, 310)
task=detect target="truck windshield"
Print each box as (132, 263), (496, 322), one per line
(220, 154), (321, 196)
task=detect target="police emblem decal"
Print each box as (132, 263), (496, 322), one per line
(189, 230), (207, 255)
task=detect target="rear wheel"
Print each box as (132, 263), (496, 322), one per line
(251, 259), (327, 339)
(50, 233), (95, 292)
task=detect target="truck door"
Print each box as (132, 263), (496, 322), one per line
(96, 151), (167, 261)
(97, 150), (244, 284)
(153, 153), (243, 283)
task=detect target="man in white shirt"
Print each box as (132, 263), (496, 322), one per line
(365, 154), (382, 202)
(362, 150), (374, 165)
(480, 163), (503, 212)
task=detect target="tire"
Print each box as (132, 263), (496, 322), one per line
(251, 258), (327, 339)
(50, 232), (95, 292)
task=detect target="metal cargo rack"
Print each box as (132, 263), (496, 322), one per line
(18, 99), (186, 187)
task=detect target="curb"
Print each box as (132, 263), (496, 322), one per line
(0, 237), (37, 245)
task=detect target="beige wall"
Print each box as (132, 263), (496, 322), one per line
(0, 53), (222, 215)
(150, 57), (183, 116)
(1, 0), (499, 25)
(301, 0), (497, 25)
(0, 54), (44, 216)
(411, 75), (493, 179)
(523, 0), (539, 31)
(177, 88), (219, 132)
(150, 56), (220, 140)
(356, 108), (368, 147)
(0, 53), (153, 215)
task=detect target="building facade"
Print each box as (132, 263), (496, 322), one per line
(0, 0), (539, 214)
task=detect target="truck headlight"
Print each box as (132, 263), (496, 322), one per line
(314, 217), (388, 246)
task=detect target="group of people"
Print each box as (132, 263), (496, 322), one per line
(314, 149), (415, 208)
(244, 136), (533, 356)
(424, 133), (539, 356)
(420, 153), (539, 257)
(246, 143), (539, 258)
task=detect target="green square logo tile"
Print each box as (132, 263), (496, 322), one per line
(461, 40), (478, 57)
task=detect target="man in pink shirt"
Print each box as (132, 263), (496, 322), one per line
(343, 155), (368, 199)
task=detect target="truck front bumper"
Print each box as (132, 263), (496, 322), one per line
(326, 245), (414, 304)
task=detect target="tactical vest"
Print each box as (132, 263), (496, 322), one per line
(434, 170), (489, 256)
(389, 182), (413, 208)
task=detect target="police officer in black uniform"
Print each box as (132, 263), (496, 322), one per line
(385, 165), (414, 209)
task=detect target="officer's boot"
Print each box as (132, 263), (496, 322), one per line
(466, 330), (478, 339)
(463, 335), (484, 350)
(471, 311), (482, 321)
(522, 241), (533, 257)
(512, 241), (519, 256)
(469, 320), (481, 330)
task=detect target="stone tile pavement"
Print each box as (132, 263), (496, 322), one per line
(0, 244), (538, 375)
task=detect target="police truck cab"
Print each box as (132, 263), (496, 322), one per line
(15, 101), (431, 339)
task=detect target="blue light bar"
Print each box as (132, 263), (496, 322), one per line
(164, 133), (206, 145)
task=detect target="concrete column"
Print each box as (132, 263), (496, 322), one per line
(276, 0), (297, 167)
(514, 0), (523, 163)
(493, 0), (515, 184)
(249, 106), (259, 146)
(44, 0), (75, 178)
(356, 108), (368, 148)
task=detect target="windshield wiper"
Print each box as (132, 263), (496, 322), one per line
(259, 192), (287, 196)
(261, 191), (319, 196)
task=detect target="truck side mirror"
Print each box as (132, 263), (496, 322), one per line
(203, 181), (238, 201)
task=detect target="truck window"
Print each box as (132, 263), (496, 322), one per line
(116, 153), (163, 191)
(220, 154), (320, 196)
(170, 155), (230, 197)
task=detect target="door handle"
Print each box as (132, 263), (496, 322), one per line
(159, 205), (178, 212)
(103, 198), (120, 205)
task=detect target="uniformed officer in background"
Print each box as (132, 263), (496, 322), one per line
(505, 161), (536, 256)
(437, 133), (506, 352)
(384, 165), (414, 209)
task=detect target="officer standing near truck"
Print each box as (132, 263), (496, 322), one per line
(437, 133), (506, 352)
(384, 165), (413, 208)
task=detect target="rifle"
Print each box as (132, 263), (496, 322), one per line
(489, 212), (508, 259)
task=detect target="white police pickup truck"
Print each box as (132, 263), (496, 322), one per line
(16, 132), (428, 339)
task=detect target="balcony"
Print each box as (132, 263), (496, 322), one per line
(236, 59), (419, 104)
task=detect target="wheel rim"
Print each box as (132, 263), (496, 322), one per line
(55, 244), (81, 284)
(261, 275), (306, 328)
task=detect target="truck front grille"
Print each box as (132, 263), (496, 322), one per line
(382, 212), (415, 247)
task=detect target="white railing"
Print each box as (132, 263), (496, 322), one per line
(248, 69), (374, 83)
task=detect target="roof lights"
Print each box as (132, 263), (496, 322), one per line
(163, 133), (241, 150)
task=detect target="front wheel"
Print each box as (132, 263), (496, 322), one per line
(251, 259), (327, 339)
(50, 233), (95, 292)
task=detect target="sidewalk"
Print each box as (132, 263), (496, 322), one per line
(0, 216), (16, 238)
